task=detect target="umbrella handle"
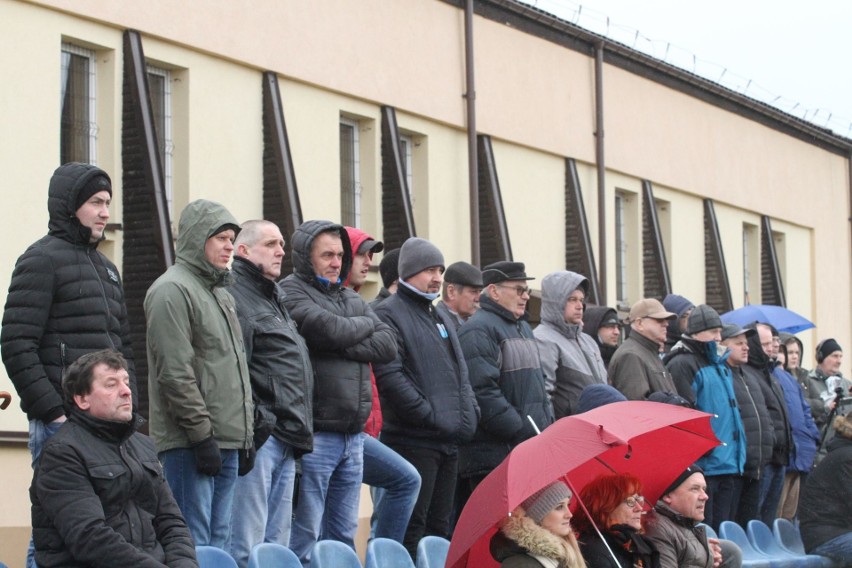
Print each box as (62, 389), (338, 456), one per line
(564, 476), (622, 568)
(0, 391), (11, 411)
(527, 415), (541, 435)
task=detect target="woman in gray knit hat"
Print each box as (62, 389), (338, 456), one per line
(490, 481), (586, 567)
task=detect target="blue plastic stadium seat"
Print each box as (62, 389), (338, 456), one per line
(248, 542), (301, 568)
(768, 519), (836, 568)
(718, 521), (772, 568)
(747, 519), (834, 568)
(365, 537), (414, 568)
(416, 535), (451, 568)
(311, 539), (363, 568)
(196, 546), (238, 568)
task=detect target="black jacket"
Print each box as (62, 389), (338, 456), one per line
(745, 330), (792, 466)
(373, 282), (479, 452)
(1, 163), (135, 422)
(458, 296), (553, 478)
(31, 408), (197, 568)
(799, 432), (852, 553)
(281, 220), (396, 434)
(581, 305), (619, 369)
(730, 364), (774, 478)
(230, 256), (314, 455)
(580, 525), (661, 568)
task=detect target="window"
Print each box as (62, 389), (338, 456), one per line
(743, 223), (759, 304)
(146, 64), (174, 216)
(60, 43), (97, 164)
(340, 118), (361, 228)
(615, 192), (629, 307)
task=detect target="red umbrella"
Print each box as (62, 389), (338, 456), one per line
(446, 401), (720, 568)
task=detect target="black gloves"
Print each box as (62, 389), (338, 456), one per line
(193, 436), (222, 477)
(238, 446), (257, 477)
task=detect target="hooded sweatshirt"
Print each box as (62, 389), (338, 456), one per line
(582, 305), (619, 368)
(2, 162), (136, 422)
(145, 200), (253, 451)
(281, 220), (396, 434)
(533, 271), (606, 418)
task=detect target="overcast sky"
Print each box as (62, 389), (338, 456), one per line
(521, 0), (852, 138)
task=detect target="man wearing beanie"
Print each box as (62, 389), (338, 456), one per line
(662, 293), (695, 353)
(799, 412), (852, 564)
(373, 238), (478, 554)
(280, 220), (396, 563)
(435, 261), (483, 330)
(644, 465), (743, 568)
(534, 271), (607, 418)
(370, 247), (400, 309)
(807, 338), (851, 429)
(663, 304), (746, 530)
(582, 305), (621, 369)
(1, 163), (137, 565)
(458, 261), (553, 504)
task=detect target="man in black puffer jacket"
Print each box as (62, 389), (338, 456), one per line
(31, 349), (195, 568)
(373, 238), (479, 554)
(458, 261), (553, 494)
(281, 220), (396, 564)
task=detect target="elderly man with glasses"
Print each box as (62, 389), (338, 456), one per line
(457, 261), (554, 503)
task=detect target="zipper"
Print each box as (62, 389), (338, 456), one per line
(86, 250), (117, 349)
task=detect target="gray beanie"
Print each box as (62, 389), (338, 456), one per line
(398, 238), (445, 280)
(521, 482), (573, 524)
(686, 304), (722, 335)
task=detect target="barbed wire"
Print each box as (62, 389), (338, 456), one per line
(517, 0), (852, 138)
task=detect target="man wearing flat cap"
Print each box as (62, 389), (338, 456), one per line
(373, 238), (478, 554)
(436, 261), (483, 330)
(609, 298), (678, 400)
(457, 261), (554, 497)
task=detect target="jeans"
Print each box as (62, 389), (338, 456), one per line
(228, 437), (296, 568)
(758, 463), (786, 525)
(811, 532), (852, 564)
(289, 432), (364, 565)
(387, 444), (458, 557)
(362, 435), (421, 543)
(27, 419), (65, 568)
(705, 474), (739, 531)
(160, 447), (238, 549)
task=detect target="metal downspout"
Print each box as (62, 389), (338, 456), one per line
(465, 0), (480, 267)
(595, 41), (607, 304)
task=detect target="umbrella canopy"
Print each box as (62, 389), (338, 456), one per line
(721, 304), (814, 334)
(446, 401), (720, 568)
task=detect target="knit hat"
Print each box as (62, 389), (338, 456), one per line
(816, 338), (842, 363)
(398, 238), (444, 280)
(444, 261), (483, 287)
(576, 384), (627, 413)
(378, 248), (401, 289)
(75, 174), (112, 210)
(521, 482), (573, 524)
(662, 294), (694, 318)
(686, 304), (723, 335)
(662, 464), (704, 497)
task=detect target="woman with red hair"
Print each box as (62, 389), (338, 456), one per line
(573, 473), (660, 568)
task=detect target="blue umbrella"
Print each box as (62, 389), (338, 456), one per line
(721, 304), (815, 334)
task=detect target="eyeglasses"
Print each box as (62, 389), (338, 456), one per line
(497, 285), (531, 296)
(566, 296), (586, 306)
(623, 495), (645, 508)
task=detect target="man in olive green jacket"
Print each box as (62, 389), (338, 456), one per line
(145, 199), (253, 550)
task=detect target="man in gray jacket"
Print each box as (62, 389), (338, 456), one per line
(227, 220), (314, 567)
(534, 271), (607, 418)
(145, 200), (253, 550)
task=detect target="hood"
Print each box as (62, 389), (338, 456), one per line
(540, 271), (588, 336)
(582, 305), (617, 337)
(290, 219), (352, 285)
(779, 332), (804, 367)
(746, 326), (772, 369)
(493, 515), (582, 566)
(342, 226), (376, 290)
(47, 162), (111, 246)
(175, 199), (240, 285)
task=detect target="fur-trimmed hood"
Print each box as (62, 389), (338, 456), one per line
(491, 514), (585, 568)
